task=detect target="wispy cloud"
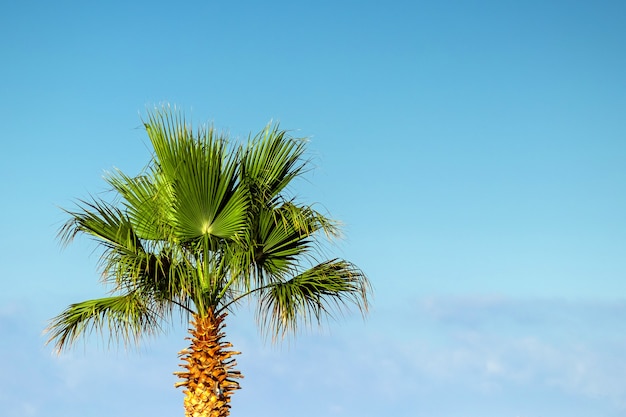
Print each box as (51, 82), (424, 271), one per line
(3, 296), (626, 417)
(235, 295), (626, 416)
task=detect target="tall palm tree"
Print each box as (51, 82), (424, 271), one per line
(46, 107), (370, 417)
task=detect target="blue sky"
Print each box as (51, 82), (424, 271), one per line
(2, 0), (626, 416)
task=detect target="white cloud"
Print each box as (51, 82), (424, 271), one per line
(231, 295), (626, 416)
(360, 296), (626, 415)
(4, 296), (626, 417)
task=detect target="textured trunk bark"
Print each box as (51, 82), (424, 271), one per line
(174, 311), (243, 417)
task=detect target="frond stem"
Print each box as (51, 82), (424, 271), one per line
(168, 297), (195, 315)
(216, 284), (269, 314)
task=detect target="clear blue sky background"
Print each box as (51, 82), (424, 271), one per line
(2, 1), (626, 416)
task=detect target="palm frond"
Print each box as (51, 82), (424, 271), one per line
(105, 168), (175, 241)
(144, 108), (249, 242)
(243, 202), (340, 288)
(58, 198), (140, 251)
(241, 124), (308, 203)
(279, 201), (342, 239)
(257, 259), (370, 341)
(45, 293), (164, 354)
(58, 196), (197, 310)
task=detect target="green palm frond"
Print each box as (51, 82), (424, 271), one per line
(58, 198), (140, 251)
(256, 206), (309, 265)
(46, 293), (163, 354)
(257, 259), (370, 340)
(279, 201), (342, 239)
(241, 124), (307, 202)
(237, 202), (340, 289)
(223, 207), (319, 299)
(145, 108), (249, 242)
(58, 195), (196, 307)
(105, 168), (175, 241)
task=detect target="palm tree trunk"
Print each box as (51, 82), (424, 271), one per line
(174, 310), (243, 417)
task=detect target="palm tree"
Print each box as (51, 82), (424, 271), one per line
(46, 107), (371, 417)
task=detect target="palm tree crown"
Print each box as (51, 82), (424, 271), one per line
(46, 107), (370, 416)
